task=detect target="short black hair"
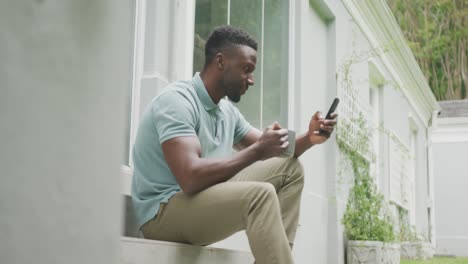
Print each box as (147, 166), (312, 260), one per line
(204, 25), (258, 67)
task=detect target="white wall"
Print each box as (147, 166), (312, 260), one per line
(413, 119), (432, 238)
(293, 0), (337, 263)
(382, 85), (412, 145)
(380, 74), (433, 227)
(0, 1), (133, 264)
(329, 2), (383, 263)
(432, 117), (468, 256)
(325, 1), (436, 262)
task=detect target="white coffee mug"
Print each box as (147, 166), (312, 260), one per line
(279, 130), (296, 158)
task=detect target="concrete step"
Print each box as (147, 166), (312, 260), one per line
(121, 192), (253, 263)
(121, 237), (254, 264)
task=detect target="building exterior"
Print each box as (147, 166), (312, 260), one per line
(431, 100), (468, 257)
(121, 0), (440, 263)
(2, 0), (443, 264)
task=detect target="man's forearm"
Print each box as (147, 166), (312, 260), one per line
(294, 132), (314, 158)
(182, 143), (262, 194)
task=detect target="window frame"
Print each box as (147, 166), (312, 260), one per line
(121, 0), (196, 194)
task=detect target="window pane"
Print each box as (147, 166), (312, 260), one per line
(144, 0), (172, 76)
(262, 0), (289, 127)
(193, 0), (228, 73)
(230, 0), (263, 129)
(193, 0), (289, 130)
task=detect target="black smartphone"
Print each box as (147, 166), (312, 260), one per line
(320, 98), (339, 134)
(324, 98), (339, 119)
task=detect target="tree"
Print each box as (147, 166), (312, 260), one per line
(387, 0), (468, 100)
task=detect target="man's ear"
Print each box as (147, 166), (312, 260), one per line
(215, 53), (225, 71)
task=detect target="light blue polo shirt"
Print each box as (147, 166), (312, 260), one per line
(131, 73), (252, 228)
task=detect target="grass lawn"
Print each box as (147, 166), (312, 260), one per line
(401, 257), (468, 264)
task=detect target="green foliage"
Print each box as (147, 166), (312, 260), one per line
(339, 139), (395, 242)
(387, 0), (468, 100)
(401, 257), (468, 264)
(397, 208), (413, 242)
(399, 224), (424, 243)
(398, 208), (428, 242)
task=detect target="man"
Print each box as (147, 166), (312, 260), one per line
(131, 25), (337, 264)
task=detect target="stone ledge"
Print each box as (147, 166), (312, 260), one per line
(121, 237), (254, 264)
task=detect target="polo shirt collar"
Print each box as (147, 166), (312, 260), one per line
(192, 72), (218, 111)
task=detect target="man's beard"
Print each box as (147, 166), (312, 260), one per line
(222, 78), (242, 103)
(226, 89), (241, 103)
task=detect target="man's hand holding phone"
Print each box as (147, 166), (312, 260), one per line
(308, 98), (339, 145)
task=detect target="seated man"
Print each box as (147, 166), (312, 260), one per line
(131, 25), (337, 264)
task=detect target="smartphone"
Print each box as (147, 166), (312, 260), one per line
(320, 98), (339, 135)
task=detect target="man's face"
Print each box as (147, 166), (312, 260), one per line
(220, 45), (257, 103)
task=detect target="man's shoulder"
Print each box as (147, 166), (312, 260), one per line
(153, 80), (197, 105)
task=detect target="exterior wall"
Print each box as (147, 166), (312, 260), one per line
(0, 1), (133, 264)
(338, 1), (440, 253)
(327, 1), (438, 263)
(432, 117), (468, 256)
(1, 0), (441, 264)
(293, 1), (337, 263)
(269, 2), (434, 262)
(381, 77), (433, 234)
(326, 2), (367, 264)
(414, 120), (432, 239)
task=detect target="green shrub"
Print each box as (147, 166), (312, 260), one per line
(340, 140), (395, 242)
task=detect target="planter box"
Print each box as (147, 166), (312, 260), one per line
(348, 241), (383, 264)
(401, 241), (434, 260)
(382, 243), (400, 264)
(348, 241), (401, 264)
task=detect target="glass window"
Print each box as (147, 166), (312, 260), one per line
(262, 0), (289, 127)
(193, 0), (289, 129)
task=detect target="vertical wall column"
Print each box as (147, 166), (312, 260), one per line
(428, 110), (439, 247)
(0, 1), (133, 264)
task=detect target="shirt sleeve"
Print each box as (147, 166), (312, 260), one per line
(232, 106), (253, 144)
(152, 91), (198, 144)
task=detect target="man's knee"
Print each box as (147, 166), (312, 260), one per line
(283, 158), (305, 184)
(246, 182), (278, 203)
(252, 182), (276, 195)
(289, 158), (304, 175)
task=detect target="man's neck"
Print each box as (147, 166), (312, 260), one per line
(200, 70), (224, 104)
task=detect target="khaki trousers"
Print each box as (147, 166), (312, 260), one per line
(141, 157), (304, 264)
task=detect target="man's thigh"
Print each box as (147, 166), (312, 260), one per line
(230, 157), (302, 191)
(141, 181), (271, 246)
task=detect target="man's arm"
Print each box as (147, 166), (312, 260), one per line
(233, 128), (262, 151)
(293, 111), (338, 157)
(162, 126), (289, 195)
(242, 130), (314, 158)
(237, 128), (316, 158)
(235, 112), (338, 158)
